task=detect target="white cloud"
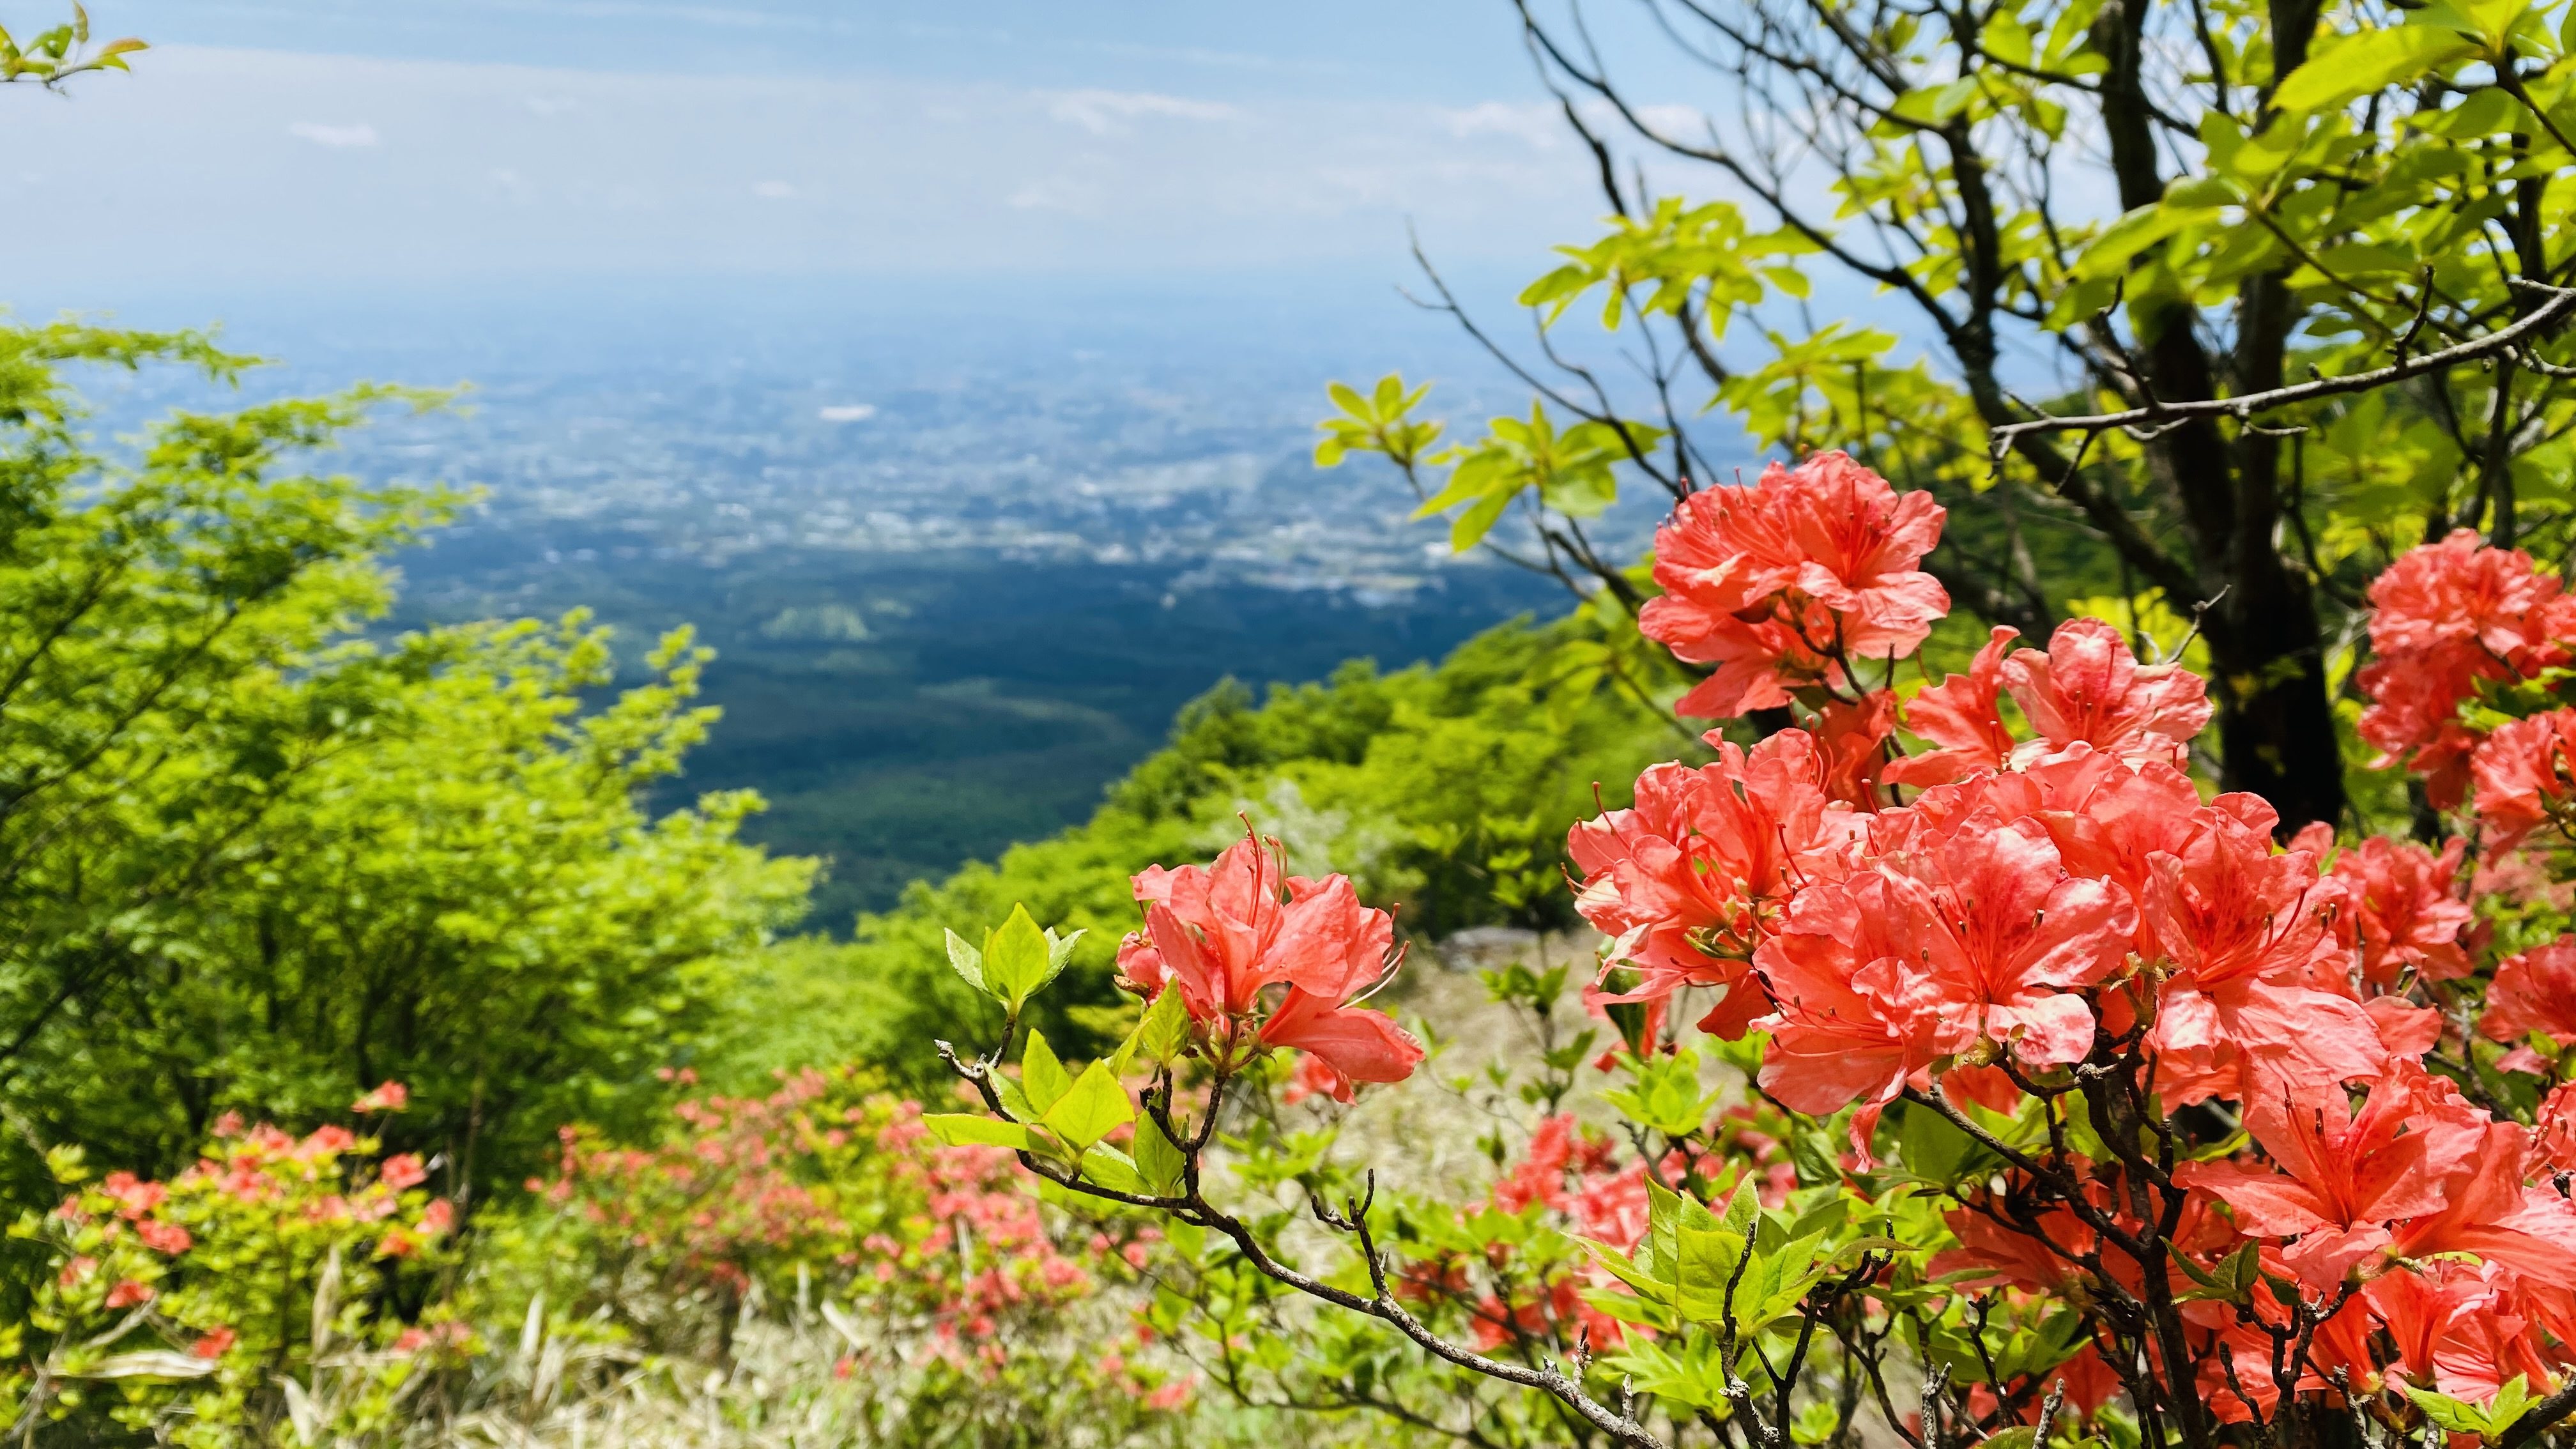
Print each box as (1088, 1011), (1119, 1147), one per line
(1630, 103), (1710, 144)
(287, 120), (379, 148)
(816, 404), (877, 422)
(751, 179), (797, 199)
(1004, 174), (1105, 214)
(1438, 102), (1559, 148)
(1045, 88), (1237, 136)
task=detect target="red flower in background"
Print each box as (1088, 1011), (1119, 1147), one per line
(2469, 709), (2576, 842)
(2326, 835), (2472, 989)
(2368, 529), (2575, 675)
(2481, 938), (2576, 1059)
(2359, 530), (2576, 807)
(1277, 1050), (1343, 1106)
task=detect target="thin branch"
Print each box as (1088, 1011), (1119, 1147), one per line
(1991, 283), (2576, 446)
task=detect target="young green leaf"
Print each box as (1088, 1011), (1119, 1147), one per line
(1043, 926), (1085, 979)
(1897, 1099), (2000, 1186)
(1041, 1060), (1135, 1153)
(979, 903), (1056, 1009)
(1133, 1112), (1188, 1195)
(2274, 25), (2477, 112)
(2404, 1379), (2525, 1437)
(1078, 1143), (1148, 1195)
(943, 928), (985, 993)
(1021, 1028), (1073, 1114)
(922, 1114), (1038, 1151)
(1135, 985), (1192, 1064)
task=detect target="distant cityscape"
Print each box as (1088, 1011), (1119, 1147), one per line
(66, 279), (1737, 922)
(86, 278), (1726, 595)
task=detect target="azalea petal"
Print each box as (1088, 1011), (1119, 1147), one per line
(1257, 990), (1423, 1102)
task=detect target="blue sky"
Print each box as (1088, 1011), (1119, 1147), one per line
(6, 1), (1677, 303)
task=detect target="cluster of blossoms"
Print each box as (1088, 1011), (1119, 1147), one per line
(36, 1091), (456, 1341)
(1114, 831), (1425, 1102)
(537, 1068), (874, 1297)
(2357, 529), (2576, 825)
(939, 446), (2576, 1445)
(1641, 450), (1951, 721)
(3, 1085), (463, 1438)
(1568, 452), (2576, 1420)
(535, 1068), (1142, 1361)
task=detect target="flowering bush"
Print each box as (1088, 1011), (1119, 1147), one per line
(482, 1064), (1196, 1445)
(0, 1066), (1206, 1447)
(511, 1068), (1114, 1351)
(0, 1087), (461, 1446)
(931, 452), (2576, 1449)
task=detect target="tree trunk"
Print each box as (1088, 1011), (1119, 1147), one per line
(2206, 569), (2346, 834)
(2091, 0), (2348, 838)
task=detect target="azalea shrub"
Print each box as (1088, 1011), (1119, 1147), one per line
(475, 1064), (1197, 1446)
(0, 1065), (1206, 1447)
(928, 451), (2576, 1449)
(0, 1084), (461, 1447)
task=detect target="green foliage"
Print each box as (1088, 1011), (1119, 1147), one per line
(0, 1070), (1211, 1448)
(1588, 1180), (1864, 1346)
(785, 618), (1687, 1089)
(1521, 197), (1818, 332)
(1318, 380), (1666, 556)
(1313, 376), (1441, 470)
(947, 904), (1082, 1013)
(0, 320), (813, 1222)
(0, 4), (144, 87)
(2405, 1376), (2542, 1438)
(1409, 403), (1665, 551)
(1600, 1048), (1722, 1138)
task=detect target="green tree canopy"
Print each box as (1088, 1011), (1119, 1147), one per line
(0, 321), (812, 1216)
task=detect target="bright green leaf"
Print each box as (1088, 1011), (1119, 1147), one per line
(923, 1114), (1038, 1151)
(2274, 26), (2478, 113)
(1022, 1028), (1072, 1114)
(943, 928), (985, 992)
(1133, 1113), (1188, 1195)
(1041, 1060), (1135, 1153)
(981, 903), (1055, 1009)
